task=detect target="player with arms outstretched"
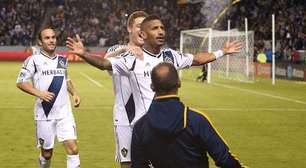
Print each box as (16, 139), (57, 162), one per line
(66, 14), (241, 166)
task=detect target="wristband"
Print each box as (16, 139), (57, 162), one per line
(213, 50), (224, 59)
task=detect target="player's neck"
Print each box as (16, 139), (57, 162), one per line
(128, 41), (138, 47)
(41, 49), (56, 58)
(143, 44), (161, 55)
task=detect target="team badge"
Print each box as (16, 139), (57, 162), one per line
(163, 51), (174, 64)
(57, 57), (67, 69)
(121, 148), (128, 158)
(164, 57), (174, 64)
(59, 60), (65, 68)
(19, 72), (26, 78)
(38, 138), (45, 146)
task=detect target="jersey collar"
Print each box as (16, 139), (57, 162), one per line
(142, 48), (162, 58)
(155, 94), (179, 100)
(40, 50), (57, 60)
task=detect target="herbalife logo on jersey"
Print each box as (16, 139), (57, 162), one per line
(144, 70), (150, 77)
(42, 69), (65, 76)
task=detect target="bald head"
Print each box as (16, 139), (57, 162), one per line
(151, 62), (180, 95)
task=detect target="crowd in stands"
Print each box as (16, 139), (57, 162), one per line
(0, 0), (305, 62)
(226, 0), (306, 62)
(0, 0), (46, 46)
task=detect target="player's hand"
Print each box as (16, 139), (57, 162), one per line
(222, 41), (242, 55)
(38, 91), (55, 102)
(127, 46), (143, 60)
(66, 34), (86, 56)
(72, 95), (81, 108)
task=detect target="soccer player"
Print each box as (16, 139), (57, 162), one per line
(66, 13), (241, 163)
(104, 11), (148, 168)
(131, 62), (246, 168)
(16, 27), (81, 168)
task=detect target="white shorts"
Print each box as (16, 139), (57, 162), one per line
(35, 114), (77, 149)
(114, 125), (133, 163)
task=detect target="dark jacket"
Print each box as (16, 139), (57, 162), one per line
(131, 95), (245, 168)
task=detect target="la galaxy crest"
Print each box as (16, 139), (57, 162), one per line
(57, 56), (67, 69)
(39, 138), (45, 146)
(121, 148), (128, 158)
(163, 51), (174, 64)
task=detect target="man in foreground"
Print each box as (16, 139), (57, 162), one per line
(16, 27), (81, 168)
(131, 62), (247, 168)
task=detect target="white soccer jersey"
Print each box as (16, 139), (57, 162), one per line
(109, 47), (193, 125)
(16, 52), (71, 120)
(106, 44), (135, 126)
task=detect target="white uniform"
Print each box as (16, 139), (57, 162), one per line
(106, 44), (135, 162)
(16, 52), (77, 149)
(109, 47), (193, 161)
(110, 47), (194, 125)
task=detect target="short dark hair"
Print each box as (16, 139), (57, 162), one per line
(140, 14), (162, 31)
(37, 26), (54, 41)
(151, 62), (179, 93)
(127, 11), (148, 28)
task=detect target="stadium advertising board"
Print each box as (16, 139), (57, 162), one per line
(0, 50), (105, 61)
(275, 62), (305, 81)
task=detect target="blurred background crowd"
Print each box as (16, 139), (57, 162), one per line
(0, 0), (305, 61)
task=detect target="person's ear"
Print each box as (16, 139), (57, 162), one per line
(151, 83), (155, 92)
(127, 25), (132, 33)
(177, 80), (181, 88)
(37, 39), (42, 46)
(140, 31), (146, 39)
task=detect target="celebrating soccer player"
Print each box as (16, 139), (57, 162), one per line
(104, 11), (147, 168)
(66, 14), (241, 167)
(17, 27), (81, 168)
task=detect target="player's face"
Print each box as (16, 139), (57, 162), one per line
(129, 17), (145, 46)
(143, 20), (165, 48)
(39, 29), (57, 54)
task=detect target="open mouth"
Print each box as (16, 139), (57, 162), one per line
(156, 37), (165, 42)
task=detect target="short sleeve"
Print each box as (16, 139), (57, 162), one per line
(108, 52), (136, 76)
(167, 48), (194, 70)
(16, 56), (36, 83)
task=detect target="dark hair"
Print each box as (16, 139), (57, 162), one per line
(37, 26), (54, 41)
(140, 14), (162, 31)
(127, 11), (148, 28)
(151, 62), (179, 93)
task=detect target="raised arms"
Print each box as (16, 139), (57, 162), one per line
(192, 41), (242, 66)
(66, 34), (112, 71)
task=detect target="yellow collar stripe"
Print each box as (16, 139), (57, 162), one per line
(155, 94), (178, 100)
(183, 106), (187, 128)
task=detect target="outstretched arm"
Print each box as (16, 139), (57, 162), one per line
(66, 34), (112, 71)
(105, 45), (143, 60)
(192, 41), (242, 66)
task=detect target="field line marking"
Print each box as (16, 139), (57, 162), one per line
(79, 72), (104, 88)
(213, 83), (306, 105)
(197, 108), (306, 112)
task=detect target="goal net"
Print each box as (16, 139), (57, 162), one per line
(180, 28), (254, 83)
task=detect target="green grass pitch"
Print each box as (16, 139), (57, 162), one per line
(1, 62), (306, 167)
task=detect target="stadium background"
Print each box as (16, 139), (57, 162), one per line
(0, 0), (306, 167)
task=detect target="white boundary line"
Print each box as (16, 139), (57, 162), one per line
(213, 83), (306, 105)
(5, 106), (306, 111)
(79, 72), (104, 88)
(197, 108), (306, 112)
